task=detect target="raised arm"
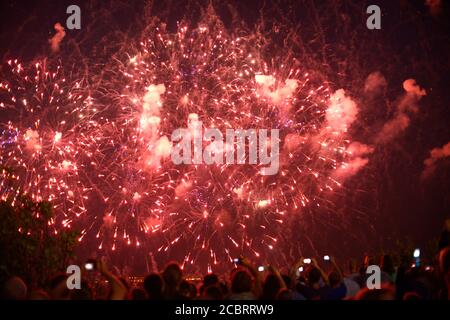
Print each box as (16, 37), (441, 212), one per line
(330, 256), (343, 279)
(289, 257), (304, 282)
(97, 257), (128, 300)
(240, 256), (263, 298)
(311, 258), (329, 285)
(268, 265), (287, 289)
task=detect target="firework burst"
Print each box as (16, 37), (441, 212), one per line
(1, 7), (366, 272)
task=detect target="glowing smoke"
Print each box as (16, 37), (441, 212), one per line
(364, 71), (387, 94)
(326, 89), (358, 133)
(334, 142), (374, 179)
(175, 180), (193, 198)
(49, 23), (66, 53)
(425, 0), (443, 16)
(422, 141), (450, 179)
(140, 84), (171, 168)
(255, 75), (298, 106)
(376, 79), (426, 143)
(24, 129), (41, 150)
(140, 84), (165, 134)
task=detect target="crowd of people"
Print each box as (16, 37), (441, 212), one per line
(1, 221), (450, 300)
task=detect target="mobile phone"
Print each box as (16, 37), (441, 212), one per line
(413, 248), (420, 267)
(323, 255), (330, 261)
(233, 258), (241, 264)
(258, 266), (265, 272)
(295, 266), (303, 277)
(85, 259), (96, 271)
(303, 258), (311, 264)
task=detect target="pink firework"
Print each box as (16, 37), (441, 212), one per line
(1, 9), (362, 272)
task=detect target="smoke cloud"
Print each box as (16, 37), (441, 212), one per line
(326, 89), (358, 133)
(333, 142), (374, 179)
(376, 79), (426, 143)
(139, 84), (171, 168)
(255, 75), (298, 105)
(24, 129), (41, 151)
(49, 23), (66, 53)
(426, 0), (443, 16)
(364, 71), (387, 94)
(422, 141), (450, 179)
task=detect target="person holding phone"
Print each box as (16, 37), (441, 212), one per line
(322, 257), (347, 300)
(229, 256), (262, 300)
(293, 257), (330, 300)
(260, 265), (286, 300)
(84, 257), (128, 300)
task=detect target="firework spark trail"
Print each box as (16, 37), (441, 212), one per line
(0, 59), (96, 235)
(1, 8), (371, 271)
